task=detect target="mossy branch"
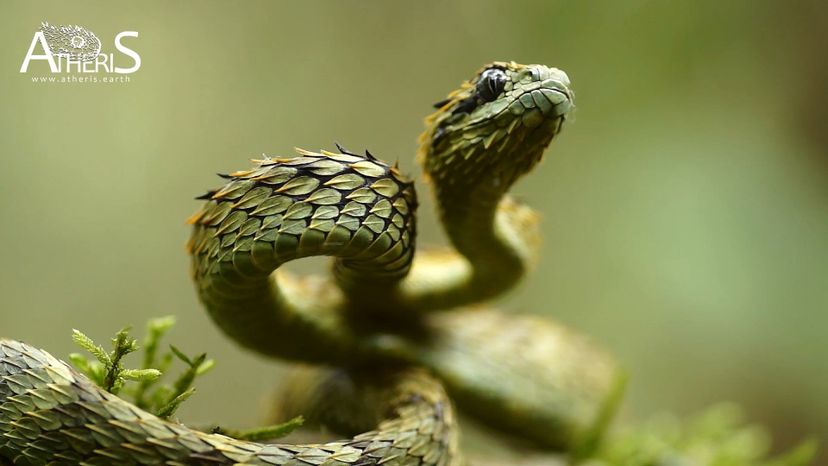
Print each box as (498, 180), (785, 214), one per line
(68, 317), (300, 442)
(69, 317), (213, 420)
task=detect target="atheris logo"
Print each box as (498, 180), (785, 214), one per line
(20, 21), (141, 76)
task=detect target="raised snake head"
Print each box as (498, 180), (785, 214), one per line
(420, 62), (573, 194)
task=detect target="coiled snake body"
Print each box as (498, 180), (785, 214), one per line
(0, 62), (618, 465)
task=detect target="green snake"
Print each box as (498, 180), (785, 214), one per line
(0, 62), (619, 465)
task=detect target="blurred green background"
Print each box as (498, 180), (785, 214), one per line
(1, 0), (825, 459)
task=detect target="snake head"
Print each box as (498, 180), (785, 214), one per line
(420, 62), (573, 191)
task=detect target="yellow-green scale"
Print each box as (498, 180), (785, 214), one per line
(187, 149), (417, 364)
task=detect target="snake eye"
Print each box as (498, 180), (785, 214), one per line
(476, 68), (507, 102)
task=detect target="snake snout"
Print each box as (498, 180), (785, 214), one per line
(514, 82), (572, 129)
(512, 66), (573, 127)
(537, 70), (574, 118)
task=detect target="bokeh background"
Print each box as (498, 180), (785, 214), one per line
(1, 0), (825, 460)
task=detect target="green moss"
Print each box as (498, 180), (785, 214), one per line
(69, 316), (214, 420)
(68, 316), (303, 441)
(587, 404), (817, 466)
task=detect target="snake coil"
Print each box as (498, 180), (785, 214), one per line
(1, 62), (619, 466)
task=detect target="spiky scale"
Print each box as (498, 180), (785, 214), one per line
(350, 161), (386, 178)
(283, 202), (313, 221)
(261, 214), (283, 231)
(253, 228), (281, 244)
(216, 211), (248, 236)
(306, 189), (342, 205)
(213, 180), (256, 201)
(392, 198), (409, 215)
(278, 177), (320, 196)
(345, 227), (377, 256)
(369, 179), (399, 198)
(234, 187), (272, 209)
(325, 174), (365, 191)
(385, 225), (402, 243)
(346, 188), (376, 204)
(252, 196), (292, 217)
(325, 153), (362, 164)
(358, 233), (394, 260)
(308, 219), (335, 233)
(203, 203), (232, 226)
(238, 218), (262, 237)
(278, 219), (307, 236)
(257, 167), (297, 185)
(307, 159), (346, 176)
(312, 205), (340, 220)
(362, 215), (386, 234)
(369, 199), (393, 219)
(336, 215), (360, 232)
(341, 201), (366, 217)
(391, 214), (405, 229)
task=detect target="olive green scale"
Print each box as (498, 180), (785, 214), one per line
(0, 340), (457, 466)
(188, 147), (417, 296)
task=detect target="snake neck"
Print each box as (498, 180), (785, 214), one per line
(382, 62), (571, 313)
(435, 173), (536, 290)
(337, 173), (537, 326)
